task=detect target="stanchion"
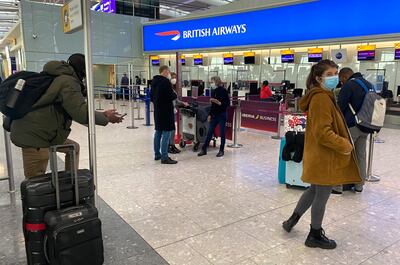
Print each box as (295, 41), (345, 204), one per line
(121, 88), (126, 107)
(135, 96), (144, 121)
(366, 132), (380, 182)
(127, 87), (138, 130)
(96, 89), (103, 110)
(271, 101), (283, 140)
(110, 88), (116, 110)
(143, 88), (153, 126)
(228, 101), (243, 148)
(0, 118), (16, 193)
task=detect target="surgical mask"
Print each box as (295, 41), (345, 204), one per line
(323, 75), (339, 91)
(167, 73), (172, 80)
(210, 83), (217, 89)
(171, 78), (177, 85)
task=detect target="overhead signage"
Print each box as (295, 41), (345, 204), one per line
(308, 48), (323, 63)
(92, 0), (116, 14)
(357, 45), (376, 61)
(331, 49), (348, 63)
(143, 0), (400, 52)
(281, 49), (295, 63)
(395, 43), (400, 60)
(62, 0), (83, 34)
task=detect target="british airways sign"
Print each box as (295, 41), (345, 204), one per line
(143, 0), (400, 52)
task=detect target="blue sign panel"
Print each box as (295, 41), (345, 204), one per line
(143, 0), (400, 52)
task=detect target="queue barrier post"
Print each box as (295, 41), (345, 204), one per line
(366, 132), (380, 182)
(228, 100), (243, 148)
(110, 88), (116, 110)
(0, 117), (16, 193)
(135, 89), (144, 121)
(96, 89), (103, 110)
(127, 86), (138, 130)
(143, 88), (153, 126)
(121, 87), (126, 107)
(271, 101), (284, 140)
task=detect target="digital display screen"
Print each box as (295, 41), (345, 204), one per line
(244, 56), (255, 64)
(194, 58), (203, 65)
(358, 50), (375, 61)
(91, 0), (116, 14)
(151, 60), (160, 66)
(281, 54), (294, 63)
(395, 49), (400, 60)
(180, 59), (186, 65)
(224, 57), (234, 65)
(308, 53), (323, 62)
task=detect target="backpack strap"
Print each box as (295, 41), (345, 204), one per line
(353, 78), (374, 93)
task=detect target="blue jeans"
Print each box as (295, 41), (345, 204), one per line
(169, 130), (175, 145)
(154, 130), (172, 160)
(202, 113), (227, 152)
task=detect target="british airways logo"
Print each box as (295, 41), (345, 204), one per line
(155, 30), (181, 41)
(155, 24), (247, 41)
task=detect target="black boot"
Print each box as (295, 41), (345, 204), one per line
(172, 145), (181, 153)
(305, 226), (337, 249)
(282, 213), (301, 233)
(168, 145), (177, 154)
(198, 150), (207, 157)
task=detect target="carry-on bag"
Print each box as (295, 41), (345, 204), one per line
(21, 155), (95, 264)
(43, 145), (104, 265)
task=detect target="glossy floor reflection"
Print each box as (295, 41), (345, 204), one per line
(1, 103), (400, 265)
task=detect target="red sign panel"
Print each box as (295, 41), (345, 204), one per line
(240, 100), (280, 132)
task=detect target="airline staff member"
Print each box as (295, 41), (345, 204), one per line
(260, 80), (273, 100)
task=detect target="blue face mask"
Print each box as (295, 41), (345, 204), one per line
(323, 75), (339, 91)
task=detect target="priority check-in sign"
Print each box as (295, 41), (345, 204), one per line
(143, 0), (400, 52)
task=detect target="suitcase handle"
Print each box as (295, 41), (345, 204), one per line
(49, 144), (79, 210)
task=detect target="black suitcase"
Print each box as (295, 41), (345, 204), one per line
(43, 145), (104, 265)
(20, 146), (96, 265)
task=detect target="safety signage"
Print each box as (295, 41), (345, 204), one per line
(143, 0), (400, 52)
(62, 0), (83, 34)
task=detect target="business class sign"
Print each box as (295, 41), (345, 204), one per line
(143, 0), (400, 52)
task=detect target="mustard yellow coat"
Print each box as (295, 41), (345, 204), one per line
(299, 87), (362, 186)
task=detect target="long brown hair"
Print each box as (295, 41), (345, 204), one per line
(306, 60), (338, 90)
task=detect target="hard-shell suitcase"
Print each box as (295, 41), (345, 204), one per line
(43, 145), (104, 265)
(20, 147), (95, 265)
(278, 138), (286, 184)
(285, 161), (309, 188)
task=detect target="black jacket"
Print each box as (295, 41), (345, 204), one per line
(151, 75), (177, 131)
(210, 86), (230, 116)
(337, 72), (373, 128)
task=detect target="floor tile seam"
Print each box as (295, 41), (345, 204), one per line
(359, 237), (400, 264)
(364, 209), (400, 225)
(98, 195), (169, 263)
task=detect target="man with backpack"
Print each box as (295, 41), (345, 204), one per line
(2, 53), (123, 178)
(334, 68), (375, 193)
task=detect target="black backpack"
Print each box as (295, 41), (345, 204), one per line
(0, 71), (55, 120)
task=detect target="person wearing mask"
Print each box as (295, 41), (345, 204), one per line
(151, 66), (178, 164)
(168, 73), (189, 154)
(10, 54), (123, 178)
(332, 68), (370, 194)
(282, 60), (361, 249)
(198, 76), (230, 157)
(260, 80), (273, 100)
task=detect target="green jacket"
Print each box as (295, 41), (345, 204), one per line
(10, 61), (109, 148)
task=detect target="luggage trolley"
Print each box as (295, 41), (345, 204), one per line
(179, 102), (217, 151)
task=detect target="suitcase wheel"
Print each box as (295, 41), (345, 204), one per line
(179, 140), (186, 148)
(193, 142), (200, 152)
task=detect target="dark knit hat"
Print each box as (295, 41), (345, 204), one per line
(67, 53), (86, 81)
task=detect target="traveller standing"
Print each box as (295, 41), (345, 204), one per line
(260, 80), (273, 100)
(282, 60), (361, 249)
(168, 72), (188, 154)
(9, 54), (123, 178)
(151, 66), (178, 164)
(332, 68), (370, 194)
(198, 76), (230, 158)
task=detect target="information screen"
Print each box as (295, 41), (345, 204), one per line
(224, 57), (234, 65)
(194, 58), (203, 65)
(308, 53), (323, 62)
(395, 49), (400, 60)
(281, 54), (294, 63)
(358, 50), (375, 61)
(180, 58), (186, 65)
(151, 60), (160, 66)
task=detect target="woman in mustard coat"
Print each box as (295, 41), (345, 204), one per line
(282, 60), (362, 249)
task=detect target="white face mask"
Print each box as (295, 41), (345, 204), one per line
(210, 83), (217, 89)
(171, 78), (177, 85)
(167, 73), (172, 80)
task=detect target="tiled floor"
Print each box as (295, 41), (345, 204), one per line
(1, 102), (400, 265)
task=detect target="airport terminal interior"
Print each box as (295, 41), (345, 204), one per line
(1, 0), (400, 265)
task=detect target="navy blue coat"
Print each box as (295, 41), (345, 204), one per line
(150, 75), (177, 131)
(337, 73), (373, 128)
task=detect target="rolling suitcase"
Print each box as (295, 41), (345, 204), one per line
(21, 147), (95, 265)
(285, 160), (309, 188)
(43, 145), (104, 265)
(278, 138), (286, 184)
